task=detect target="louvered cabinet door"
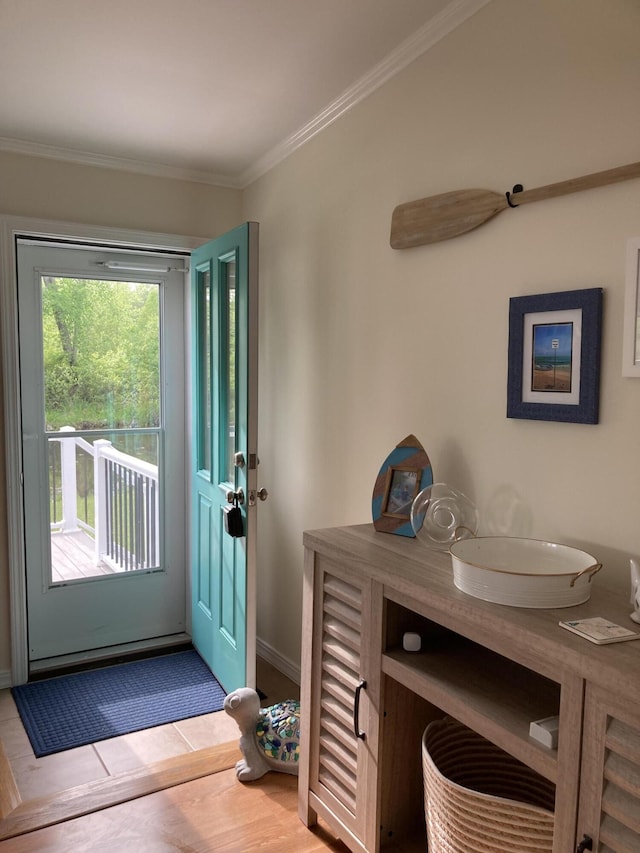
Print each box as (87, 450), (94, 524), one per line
(299, 552), (382, 853)
(577, 684), (640, 853)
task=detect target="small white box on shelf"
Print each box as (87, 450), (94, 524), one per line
(529, 715), (559, 749)
(402, 632), (421, 652)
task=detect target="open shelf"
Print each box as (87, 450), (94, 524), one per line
(383, 605), (561, 782)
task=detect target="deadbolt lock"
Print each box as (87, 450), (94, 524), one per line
(248, 487), (269, 506)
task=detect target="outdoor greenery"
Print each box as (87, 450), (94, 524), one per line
(42, 277), (160, 431)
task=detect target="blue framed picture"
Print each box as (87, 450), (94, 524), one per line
(507, 288), (603, 424)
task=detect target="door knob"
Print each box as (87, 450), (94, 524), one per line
(225, 488), (244, 505)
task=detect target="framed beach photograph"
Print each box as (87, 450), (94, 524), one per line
(383, 467), (420, 518)
(507, 288), (603, 424)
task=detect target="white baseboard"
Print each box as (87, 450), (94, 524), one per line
(0, 670), (12, 689)
(256, 637), (300, 686)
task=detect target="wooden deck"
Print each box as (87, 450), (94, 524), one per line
(50, 530), (120, 583)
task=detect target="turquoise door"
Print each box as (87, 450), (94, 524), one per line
(190, 223), (259, 692)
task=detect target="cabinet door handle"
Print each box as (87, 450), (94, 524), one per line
(576, 835), (593, 852)
(353, 679), (367, 741)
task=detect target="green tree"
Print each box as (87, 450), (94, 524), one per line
(42, 277), (160, 430)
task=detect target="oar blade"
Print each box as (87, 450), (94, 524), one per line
(390, 188), (508, 249)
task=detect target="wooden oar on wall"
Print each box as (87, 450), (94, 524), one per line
(390, 160), (640, 249)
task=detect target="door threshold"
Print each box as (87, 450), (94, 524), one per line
(0, 738), (240, 841)
(29, 634), (192, 678)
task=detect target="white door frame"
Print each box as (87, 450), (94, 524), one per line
(0, 214), (205, 684)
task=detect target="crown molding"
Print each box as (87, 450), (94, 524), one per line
(0, 136), (242, 189)
(238, 0), (492, 187)
(0, 0), (491, 191)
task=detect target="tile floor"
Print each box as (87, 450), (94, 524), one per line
(0, 657), (299, 802)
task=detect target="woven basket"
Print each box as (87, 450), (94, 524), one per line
(422, 718), (555, 853)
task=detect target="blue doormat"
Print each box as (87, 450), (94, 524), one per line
(11, 650), (227, 757)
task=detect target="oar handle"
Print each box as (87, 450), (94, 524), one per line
(515, 161), (640, 206)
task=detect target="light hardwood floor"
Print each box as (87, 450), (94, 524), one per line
(0, 768), (348, 852)
(0, 657), (346, 851)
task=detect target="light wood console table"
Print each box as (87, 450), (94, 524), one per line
(298, 524), (640, 853)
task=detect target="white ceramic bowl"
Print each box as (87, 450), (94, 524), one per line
(449, 536), (601, 608)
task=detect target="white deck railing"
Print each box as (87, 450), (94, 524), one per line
(50, 427), (159, 572)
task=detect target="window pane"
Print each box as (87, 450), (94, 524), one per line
(41, 277), (160, 430)
(48, 430), (159, 582)
(198, 268), (212, 473)
(224, 259), (236, 483)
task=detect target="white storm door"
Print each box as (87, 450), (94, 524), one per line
(17, 241), (187, 662)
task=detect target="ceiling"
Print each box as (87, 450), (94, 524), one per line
(0, 0), (487, 188)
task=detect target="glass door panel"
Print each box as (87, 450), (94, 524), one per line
(223, 257), (237, 485)
(197, 268), (212, 473)
(41, 275), (161, 584)
(42, 276), (160, 430)
(48, 430), (160, 583)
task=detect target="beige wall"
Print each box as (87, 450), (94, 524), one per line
(0, 151), (241, 237)
(244, 0), (640, 666)
(0, 153), (242, 675)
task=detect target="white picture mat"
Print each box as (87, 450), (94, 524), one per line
(522, 308), (582, 405)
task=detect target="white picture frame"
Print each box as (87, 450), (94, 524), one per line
(622, 236), (640, 377)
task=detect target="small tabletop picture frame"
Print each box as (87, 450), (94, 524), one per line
(371, 435), (433, 536)
(507, 288), (603, 424)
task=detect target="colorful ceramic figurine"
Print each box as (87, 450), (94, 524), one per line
(630, 558), (640, 624)
(223, 687), (301, 782)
